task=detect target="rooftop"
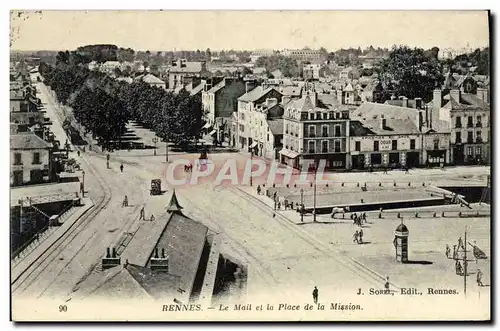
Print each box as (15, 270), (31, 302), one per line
(267, 118), (284, 135)
(10, 132), (52, 150)
(238, 86), (280, 103)
(169, 61), (204, 73)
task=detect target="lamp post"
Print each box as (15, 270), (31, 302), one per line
(82, 170), (85, 197)
(152, 137), (158, 156)
(249, 148), (253, 187)
(300, 188), (304, 223)
(165, 138), (169, 163)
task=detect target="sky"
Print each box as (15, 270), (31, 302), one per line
(10, 10), (490, 52)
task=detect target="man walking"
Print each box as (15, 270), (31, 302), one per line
(120, 163), (124, 173)
(359, 229), (364, 244)
(477, 269), (484, 287)
(140, 206), (145, 220)
(312, 286), (318, 304)
(445, 244), (450, 259)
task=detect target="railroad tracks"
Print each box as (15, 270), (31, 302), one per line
(11, 150), (112, 296)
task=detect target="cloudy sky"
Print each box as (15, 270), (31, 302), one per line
(10, 10), (489, 51)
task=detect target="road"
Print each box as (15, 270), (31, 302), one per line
(13, 77), (491, 306)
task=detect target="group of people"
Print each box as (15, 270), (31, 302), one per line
(446, 237), (486, 287)
(352, 212), (367, 227)
(138, 206), (155, 222)
(353, 229), (364, 244)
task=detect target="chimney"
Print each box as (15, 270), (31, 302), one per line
(380, 115), (386, 129)
(401, 96), (408, 108)
(433, 89), (442, 111)
(106, 247), (111, 258)
(390, 95), (396, 100)
(337, 89), (344, 105)
(477, 88), (488, 103)
(450, 89), (461, 103)
(415, 97), (422, 109)
(150, 248), (169, 272)
(112, 247), (117, 258)
(161, 248), (166, 258)
(417, 110), (423, 132)
(102, 247), (121, 270)
(266, 98), (278, 108)
(154, 248), (159, 258)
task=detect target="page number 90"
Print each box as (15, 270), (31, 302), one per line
(59, 305), (67, 312)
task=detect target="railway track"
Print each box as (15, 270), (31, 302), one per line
(226, 186), (400, 290)
(12, 152), (112, 296)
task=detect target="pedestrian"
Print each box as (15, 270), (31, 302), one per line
(458, 237), (464, 251)
(353, 230), (359, 244)
(284, 199), (288, 210)
(273, 191), (277, 201)
(359, 229), (363, 244)
(257, 185), (261, 195)
(384, 167), (388, 174)
(312, 286), (318, 304)
(150, 214), (155, 222)
(277, 201), (281, 210)
(385, 277), (390, 291)
(362, 212), (367, 223)
(120, 163), (124, 173)
(405, 167), (409, 174)
(77, 150), (80, 157)
(123, 195), (128, 207)
(453, 245), (457, 260)
(140, 207), (145, 220)
(477, 269), (483, 287)
(456, 261), (462, 275)
(445, 244), (450, 259)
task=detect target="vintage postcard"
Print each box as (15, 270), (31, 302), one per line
(9, 10), (491, 321)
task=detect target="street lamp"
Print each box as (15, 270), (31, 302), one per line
(313, 161), (317, 222)
(300, 188), (304, 223)
(81, 170), (85, 197)
(249, 147), (253, 187)
(152, 137), (158, 156)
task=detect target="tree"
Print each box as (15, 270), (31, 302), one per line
(378, 45), (444, 102)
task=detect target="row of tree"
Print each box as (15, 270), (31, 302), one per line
(254, 55), (301, 78)
(39, 61), (203, 149)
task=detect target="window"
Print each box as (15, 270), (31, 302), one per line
(267, 134), (269, 142)
(355, 141), (361, 152)
(14, 153), (22, 165)
(329, 111), (334, 119)
(334, 140), (341, 153)
(455, 132), (461, 143)
(308, 125), (316, 137)
(32, 152), (40, 165)
(285, 124), (289, 134)
(322, 125), (328, 137)
(334, 125), (341, 137)
(476, 146), (482, 155)
(309, 113), (314, 120)
(467, 146), (473, 156)
(301, 112), (308, 121)
(410, 139), (416, 150)
(308, 141), (316, 153)
(476, 116), (482, 127)
(467, 131), (473, 144)
(240, 113), (245, 120)
(433, 139), (439, 150)
(322, 141), (328, 153)
(467, 116), (473, 128)
(391, 140), (397, 150)
(316, 112), (321, 120)
(476, 131), (482, 143)
(373, 141), (379, 151)
(322, 113), (328, 120)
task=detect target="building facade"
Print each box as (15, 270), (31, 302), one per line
(168, 59), (208, 91)
(281, 91), (351, 170)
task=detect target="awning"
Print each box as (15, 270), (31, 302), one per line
(202, 123), (211, 129)
(250, 141), (258, 148)
(279, 149), (300, 159)
(209, 130), (217, 136)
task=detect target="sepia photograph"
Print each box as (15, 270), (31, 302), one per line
(9, 9), (491, 322)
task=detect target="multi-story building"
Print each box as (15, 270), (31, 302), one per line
(10, 132), (53, 186)
(349, 103), (425, 169)
(302, 64), (325, 81)
(168, 59), (208, 91)
(280, 49), (324, 62)
(202, 78), (255, 144)
(235, 86), (283, 157)
(433, 89), (490, 165)
(133, 73), (166, 89)
(281, 90), (351, 170)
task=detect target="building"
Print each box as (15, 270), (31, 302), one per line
(349, 103), (426, 169)
(280, 49), (323, 62)
(250, 49), (276, 63)
(70, 191), (244, 305)
(302, 64), (326, 81)
(433, 89), (490, 165)
(202, 78), (254, 144)
(134, 73), (166, 89)
(10, 132), (53, 186)
(168, 59), (208, 91)
(442, 72), (478, 94)
(235, 86), (283, 156)
(281, 89), (351, 170)
(339, 67), (354, 81)
(336, 83), (361, 106)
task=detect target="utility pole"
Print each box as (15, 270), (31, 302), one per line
(464, 226), (467, 297)
(313, 161), (317, 222)
(152, 137), (158, 156)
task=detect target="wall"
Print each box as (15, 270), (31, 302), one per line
(215, 80), (247, 119)
(10, 149), (50, 186)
